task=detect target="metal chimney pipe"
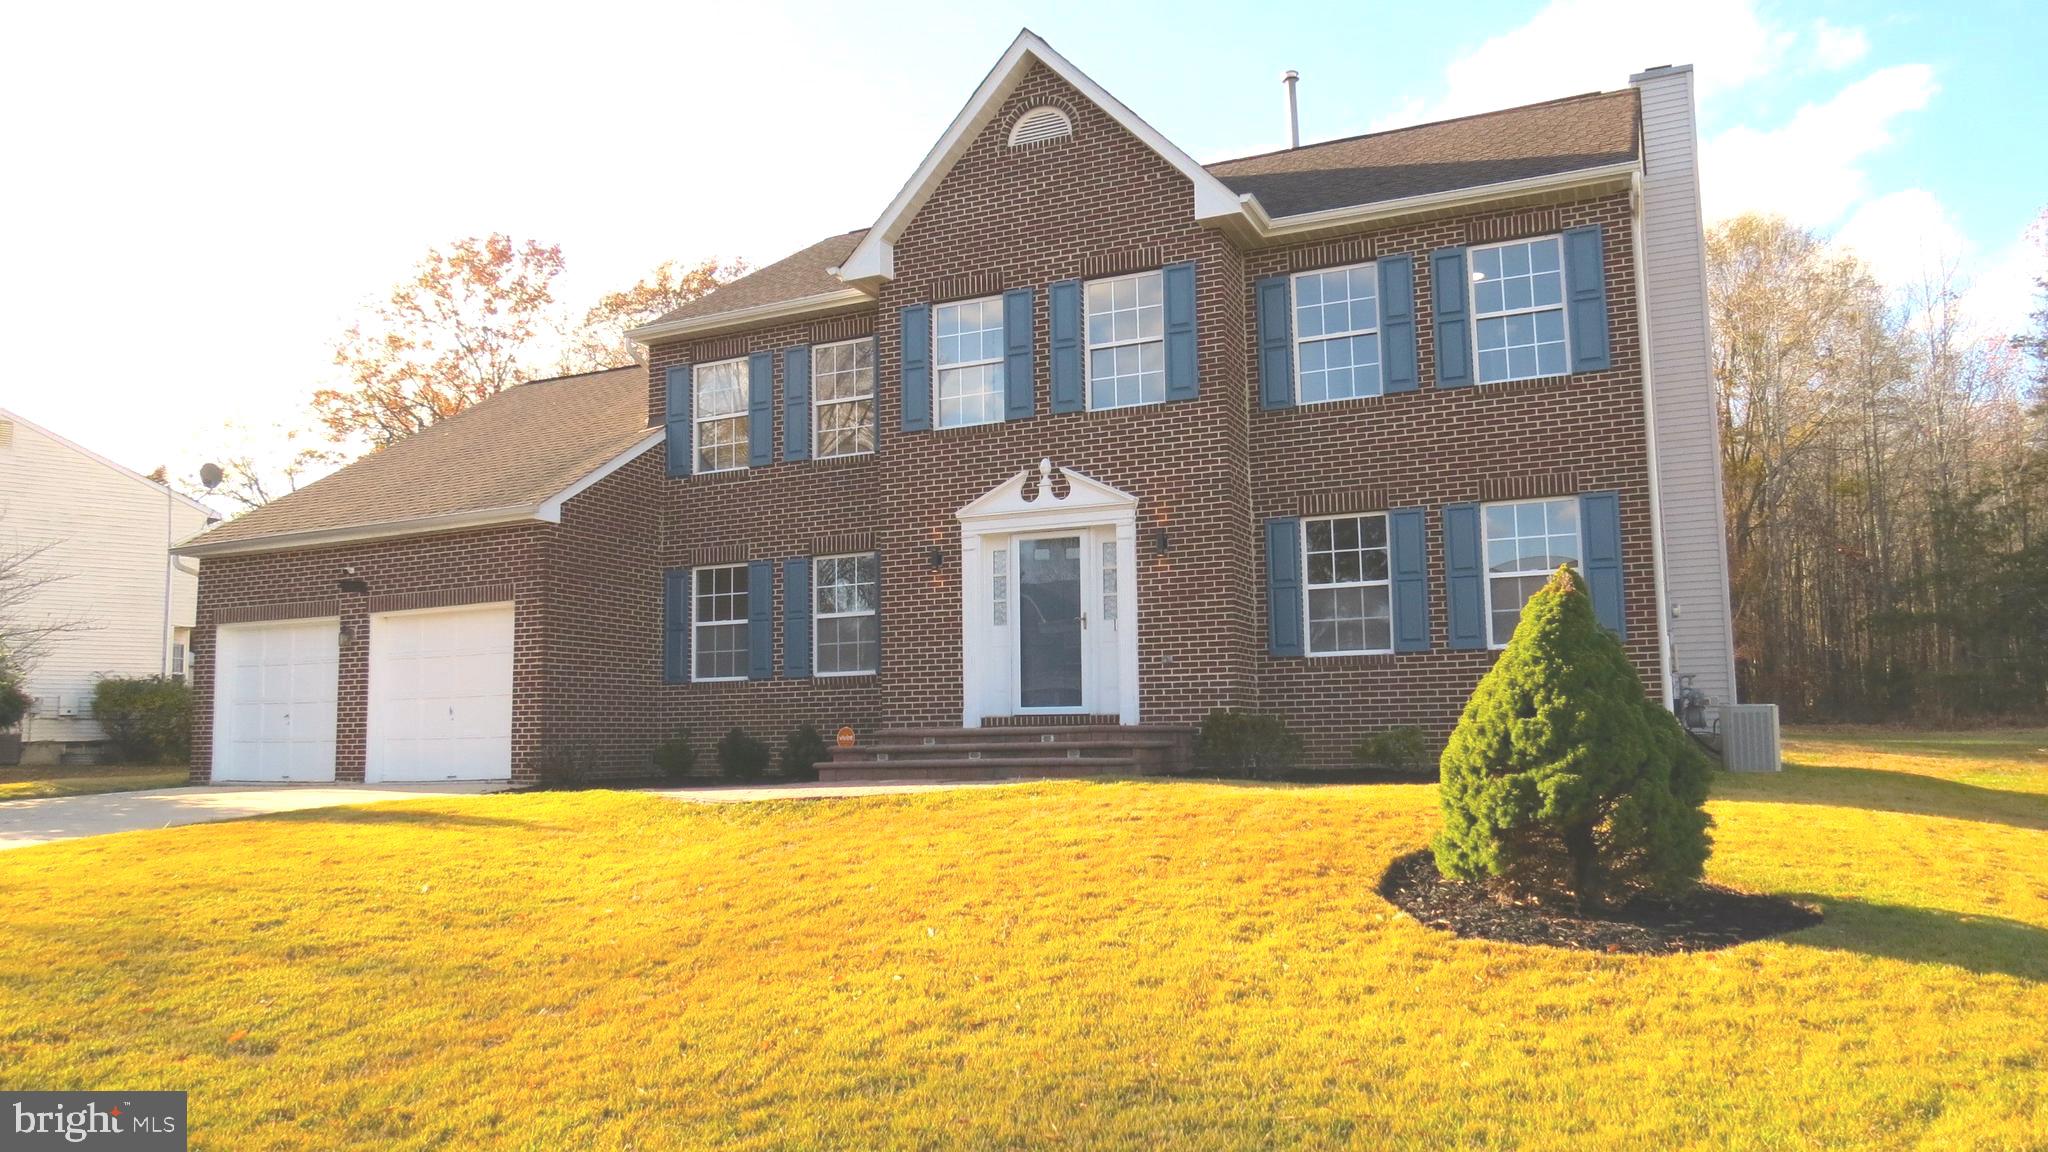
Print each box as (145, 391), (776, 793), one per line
(1282, 70), (1300, 149)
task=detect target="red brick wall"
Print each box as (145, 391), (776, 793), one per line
(1245, 192), (1662, 766)
(189, 525), (551, 785)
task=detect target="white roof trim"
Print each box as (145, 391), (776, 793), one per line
(536, 429), (663, 521)
(627, 286), (873, 346)
(836, 30), (1244, 286)
(1241, 160), (1642, 239)
(172, 505), (543, 558)
(0, 406), (215, 517)
(956, 458), (1138, 528)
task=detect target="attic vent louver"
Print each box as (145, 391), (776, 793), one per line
(0, 419), (12, 448)
(1008, 107), (1073, 148)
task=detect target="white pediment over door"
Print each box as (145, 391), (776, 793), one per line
(957, 458), (1137, 531)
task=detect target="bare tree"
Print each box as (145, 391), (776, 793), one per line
(0, 533), (91, 680)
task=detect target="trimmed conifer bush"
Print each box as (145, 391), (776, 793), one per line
(1432, 567), (1713, 908)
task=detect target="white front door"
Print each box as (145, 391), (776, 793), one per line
(213, 619), (338, 782)
(366, 603), (515, 782)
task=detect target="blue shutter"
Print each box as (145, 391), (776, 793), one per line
(1265, 517), (1303, 657)
(782, 345), (811, 462)
(1389, 507), (1430, 652)
(1378, 255), (1418, 394)
(664, 364), (692, 477)
(1443, 503), (1485, 649)
(1003, 287), (1035, 420)
(783, 557), (813, 678)
(900, 304), (931, 432)
(746, 559), (773, 680)
(1563, 225), (1612, 373)
(1049, 279), (1083, 413)
(1256, 274), (1293, 409)
(1432, 247), (1473, 388)
(663, 568), (689, 683)
(747, 350), (773, 467)
(1163, 260), (1198, 401)
(1580, 491), (1625, 638)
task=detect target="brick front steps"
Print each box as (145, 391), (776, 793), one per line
(821, 724), (1195, 783)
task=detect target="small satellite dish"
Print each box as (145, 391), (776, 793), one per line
(199, 462), (224, 490)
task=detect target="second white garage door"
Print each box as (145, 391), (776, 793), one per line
(366, 602), (515, 782)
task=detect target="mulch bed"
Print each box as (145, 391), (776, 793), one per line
(1377, 850), (1822, 954)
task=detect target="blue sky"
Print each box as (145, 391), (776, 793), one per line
(2, 0), (2041, 477)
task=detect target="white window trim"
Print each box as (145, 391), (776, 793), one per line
(691, 563), (750, 682)
(933, 296), (1005, 429)
(1466, 235), (1571, 386)
(1084, 269), (1166, 411)
(1301, 512), (1395, 657)
(1289, 261), (1384, 405)
(811, 337), (875, 460)
(693, 356), (750, 475)
(1479, 496), (1584, 650)
(813, 552), (879, 678)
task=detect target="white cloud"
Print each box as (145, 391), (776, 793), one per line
(1834, 189), (1968, 290)
(1810, 20), (1870, 71)
(1374, 0), (1794, 129)
(1961, 230), (2046, 342)
(1700, 64), (1939, 226)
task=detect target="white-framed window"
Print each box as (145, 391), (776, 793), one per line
(1304, 513), (1392, 655)
(1470, 236), (1568, 384)
(813, 553), (879, 676)
(933, 297), (1005, 428)
(813, 338), (875, 459)
(692, 564), (750, 681)
(1292, 263), (1382, 403)
(1482, 497), (1581, 647)
(693, 357), (749, 473)
(1086, 270), (1164, 409)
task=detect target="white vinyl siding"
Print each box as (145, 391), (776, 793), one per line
(1303, 514), (1392, 655)
(1482, 497), (1581, 647)
(1292, 263), (1383, 402)
(693, 358), (749, 473)
(813, 338), (875, 459)
(1086, 271), (1164, 409)
(933, 297), (1005, 428)
(1470, 237), (1568, 384)
(813, 553), (878, 676)
(692, 564), (750, 681)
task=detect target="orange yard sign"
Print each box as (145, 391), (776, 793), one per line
(836, 726), (856, 749)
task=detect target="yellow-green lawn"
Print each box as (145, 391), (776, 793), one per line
(0, 764), (187, 800)
(1, 728), (2043, 1150)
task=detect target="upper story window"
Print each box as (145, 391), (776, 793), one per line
(1086, 270), (1164, 409)
(1483, 497), (1580, 647)
(813, 338), (875, 459)
(1008, 106), (1073, 147)
(1292, 263), (1381, 403)
(814, 553), (879, 676)
(692, 563), (751, 681)
(1304, 513), (1392, 655)
(1471, 237), (1568, 384)
(693, 358), (749, 473)
(934, 297), (1006, 429)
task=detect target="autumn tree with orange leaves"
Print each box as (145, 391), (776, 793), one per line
(313, 234), (568, 450)
(558, 257), (748, 371)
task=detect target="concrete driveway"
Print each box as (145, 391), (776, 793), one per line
(0, 782), (501, 851)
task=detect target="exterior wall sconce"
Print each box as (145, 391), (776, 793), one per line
(1154, 528), (1171, 556)
(927, 547), (946, 570)
(339, 623), (357, 644)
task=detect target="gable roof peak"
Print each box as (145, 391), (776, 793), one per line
(834, 29), (1245, 286)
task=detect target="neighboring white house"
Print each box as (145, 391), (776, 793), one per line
(0, 408), (214, 757)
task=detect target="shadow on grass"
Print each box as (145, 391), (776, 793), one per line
(1717, 765), (2048, 831)
(1786, 893), (2048, 983)
(261, 807), (527, 830)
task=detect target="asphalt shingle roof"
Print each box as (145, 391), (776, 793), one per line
(179, 365), (651, 552)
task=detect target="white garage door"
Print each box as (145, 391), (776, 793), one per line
(213, 619), (339, 783)
(366, 602), (515, 782)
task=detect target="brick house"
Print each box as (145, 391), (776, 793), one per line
(175, 31), (1734, 785)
